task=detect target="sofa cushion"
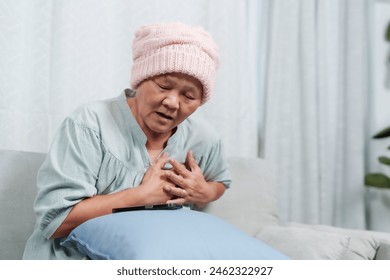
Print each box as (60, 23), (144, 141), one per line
(257, 225), (350, 260)
(61, 209), (289, 260)
(0, 150), (46, 260)
(287, 223), (380, 260)
(203, 157), (279, 236)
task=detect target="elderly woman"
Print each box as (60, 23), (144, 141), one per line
(23, 22), (231, 259)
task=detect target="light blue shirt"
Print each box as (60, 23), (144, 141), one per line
(23, 91), (231, 259)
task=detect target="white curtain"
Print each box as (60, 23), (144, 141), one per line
(0, 0), (260, 157)
(261, 0), (371, 229)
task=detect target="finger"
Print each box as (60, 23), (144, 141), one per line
(165, 171), (187, 188)
(168, 157), (189, 177)
(164, 185), (188, 198)
(154, 152), (169, 169)
(186, 150), (198, 171)
(162, 184), (175, 191)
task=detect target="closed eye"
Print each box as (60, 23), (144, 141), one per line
(152, 79), (171, 91)
(158, 85), (170, 91)
(184, 93), (196, 100)
(159, 84), (171, 90)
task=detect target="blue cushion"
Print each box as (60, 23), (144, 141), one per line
(61, 209), (289, 260)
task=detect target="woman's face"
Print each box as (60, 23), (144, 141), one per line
(131, 73), (203, 138)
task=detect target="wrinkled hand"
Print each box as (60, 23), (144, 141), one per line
(139, 153), (176, 205)
(163, 151), (216, 207)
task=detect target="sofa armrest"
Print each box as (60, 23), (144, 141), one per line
(0, 150), (46, 259)
(374, 242), (390, 260)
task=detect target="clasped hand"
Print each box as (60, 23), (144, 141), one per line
(140, 151), (212, 208)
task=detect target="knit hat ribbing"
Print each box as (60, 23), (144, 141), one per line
(131, 22), (220, 103)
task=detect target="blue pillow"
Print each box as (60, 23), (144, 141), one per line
(61, 209), (289, 260)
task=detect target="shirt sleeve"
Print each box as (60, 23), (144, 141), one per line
(199, 138), (232, 188)
(34, 117), (103, 239)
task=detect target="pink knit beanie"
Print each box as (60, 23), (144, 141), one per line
(131, 22), (220, 103)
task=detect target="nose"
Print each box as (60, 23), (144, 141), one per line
(162, 92), (179, 110)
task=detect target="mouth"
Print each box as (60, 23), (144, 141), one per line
(156, 112), (174, 120)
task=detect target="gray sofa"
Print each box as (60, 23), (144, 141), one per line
(1, 149), (390, 260)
